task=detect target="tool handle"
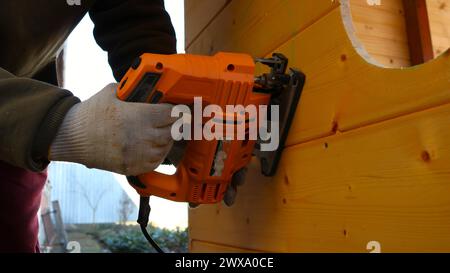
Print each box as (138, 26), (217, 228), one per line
(117, 57), (188, 201)
(116, 52), (259, 204)
(127, 165), (188, 201)
(118, 73), (190, 201)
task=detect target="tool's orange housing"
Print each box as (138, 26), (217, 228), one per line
(117, 52), (270, 203)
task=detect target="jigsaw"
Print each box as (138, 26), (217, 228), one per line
(116, 52), (305, 252)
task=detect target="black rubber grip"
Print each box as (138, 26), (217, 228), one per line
(127, 176), (147, 189)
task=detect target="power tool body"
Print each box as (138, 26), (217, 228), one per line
(116, 52), (305, 252)
(117, 52), (305, 204)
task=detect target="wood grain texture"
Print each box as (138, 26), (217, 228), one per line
(427, 0), (450, 57)
(349, 0), (411, 67)
(186, 2), (450, 146)
(186, 0), (339, 57)
(186, 0), (450, 253)
(276, 8), (450, 146)
(184, 0), (230, 48)
(191, 240), (261, 253)
(185, 0), (449, 65)
(191, 102), (450, 252)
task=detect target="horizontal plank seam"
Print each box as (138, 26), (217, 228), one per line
(190, 239), (266, 253)
(261, 3), (340, 57)
(289, 96), (450, 149)
(343, 99), (450, 131)
(186, 0), (232, 50)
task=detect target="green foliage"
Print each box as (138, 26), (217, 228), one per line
(93, 224), (188, 253)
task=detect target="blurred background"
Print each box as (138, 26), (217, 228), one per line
(39, 0), (187, 253)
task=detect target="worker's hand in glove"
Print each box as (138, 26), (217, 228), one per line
(222, 167), (247, 206)
(49, 83), (177, 176)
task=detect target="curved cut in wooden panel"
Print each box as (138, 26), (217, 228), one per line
(343, 0), (450, 67)
(185, 0), (450, 147)
(283, 4), (450, 146)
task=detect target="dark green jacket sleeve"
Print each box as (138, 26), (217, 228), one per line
(89, 0), (177, 81)
(0, 67), (80, 171)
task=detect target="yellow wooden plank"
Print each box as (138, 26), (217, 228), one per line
(184, 0), (230, 48)
(186, 0), (450, 253)
(275, 7), (450, 146)
(427, 0), (450, 57)
(186, 1), (450, 146)
(186, 0), (339, 57)
(190, 101), (450, 253)
(349, 32), (409, 61)
(366, 53), (410, 67)
(186, 0), (412, 67)
(190, 240), (261, 253)
(349, 0), (411, 67)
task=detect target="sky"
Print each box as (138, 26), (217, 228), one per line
(63, 0), (187, 229)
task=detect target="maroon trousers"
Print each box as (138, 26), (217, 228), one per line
(0, 161), (46, 252)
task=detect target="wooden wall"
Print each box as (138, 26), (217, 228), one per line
(348, 0), (450, 67)
(185, 0), (450, 68)
(185, 0), (450, 252)
(349, 0), (411, 67)
(428, 0), (450, 57)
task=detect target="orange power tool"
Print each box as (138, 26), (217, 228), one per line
(116, 52), (305, 253)
(117, 52), (305, 205)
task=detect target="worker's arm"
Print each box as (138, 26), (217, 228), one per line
(49, 83), (177, 176)
(0, 67), (177, 175)
(0, 1), (176, 174)
(89, 0), (177, 81)
(0, 67), (80, 171)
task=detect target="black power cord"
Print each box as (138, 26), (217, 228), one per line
(137, 196), (164, 253)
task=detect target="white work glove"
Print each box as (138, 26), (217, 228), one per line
(223, 168), (247, 206)
(49, 83), (176, 176)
